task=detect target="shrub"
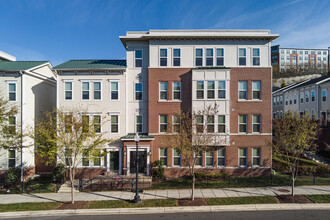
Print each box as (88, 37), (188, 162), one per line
(5, 167), (21, 186)
(194, 172), (228, 179)
(52, 163), (66, 183)
(151, 160), (164, 179)
(315, 164), (330, 177)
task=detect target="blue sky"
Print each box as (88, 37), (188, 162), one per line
(0, 0), (329, 66)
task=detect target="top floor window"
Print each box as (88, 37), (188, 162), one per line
(65, 82), (72, 100)
(311, 90), (315, 101)
(239, 48), (246, 66)
(110, 82), (119, 100)
(322, 90), (327, 102)
(160, 49), (167, 66)
(305, 91), (309, 102)
(253, 48), (260, 66)
(173, 49), (181, 66)
(195, 48), (203, 66)
(300, 92), (304, 103)
(159, 82), (168, 100)
(94, 82), (101, 100)
(216, 48), (224, 66)
(238, 81), (247, 100)
(135, 50), (143, 67)
(196, 81), (204, 99)
(8, 82), (16, 101)
(206, 48), (213, 66)
(82, 82), (89, 100)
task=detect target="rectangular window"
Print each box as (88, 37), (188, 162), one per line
(252, 81), (261, 100)
(135, 49), (143, 67)
(196, 81), (204, 99)
(206, 151), (214, 167)
(159, 115), (168, 133)
(238, 81), (247, 100)
(322, 90), (327, 102)
(294, 95), (297, 104)
(136, 115), (142, 133)
(217, 148), (226, 167)
(239, 48), (246, 66)
(82, 115), (89, 133)
(65, 82), (73, 100)
(195, 151), (202, 166)
(173, 82), (181, 100)
(207, 81), (215, 99)
(253, 48), (260, 66)
(239, 148), (247, 167)
(195, 48), (203, 66)
(8, 82), (16, 101)
(159, 82), (168, 100)
(8, 150), (16, 168)
(285, 96), (288, 106)
(160, 49), (167, 66)
(305, 91), (309, 102)
(135, 83), (143, 100)
(218, 81), (226, 99)
(218, 115), (226, 133)
(172, 115), (180, 133)
(82, 82), (89, 100)
(300, 92), (304, 103)
(93, 115), (101, 133)
(206, 48), (213, 66)
(8, 116), (16, 134)
(173, 49), (181, 66)
(93, 82), (101, 100)
(252, 148), (261, 167)
(82, 149), (89, 167)
(252, 114), (261, 133)
(110, 115), (119, 133)
(216, 48), (224, 66)
(93, 150), (102, 166)
(65, 115), (72, 133)
(110, 82), (119, 100)
(311, 90), (315, 101)
(196, 115), (204, 133)
(173, 149), (181, 166)
(280, 96), (283, 105)
(239, 115), (247, 133)
(159, 148), (167, 166)
(207, 115), (214, 133)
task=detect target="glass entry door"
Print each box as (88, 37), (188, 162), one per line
(130, 151), (147, 174)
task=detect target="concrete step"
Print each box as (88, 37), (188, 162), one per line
(57, 181), (79, 193)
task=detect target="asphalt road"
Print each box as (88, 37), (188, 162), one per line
(11, 210), (330, 220)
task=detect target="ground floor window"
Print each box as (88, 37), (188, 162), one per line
(206, 151), (214, 167)
(82, 149), (89, 166)
(8, 149), (16, 168)
(195, 151), (202, 166)
(252, 148), (261, 167)
(239, 148), (247, 167)
(173, 148), (181, 166)
(159, 148), (168, 166)
(217, 148), (226, 167)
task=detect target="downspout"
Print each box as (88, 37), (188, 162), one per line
(20, 71), (24, 193)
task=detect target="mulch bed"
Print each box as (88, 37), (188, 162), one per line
(276, 195), (313, 204)
(178, 198), (208, 206)
(57, 201), (89, 210)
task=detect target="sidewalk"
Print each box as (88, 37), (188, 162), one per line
(0, 185), (329, 204)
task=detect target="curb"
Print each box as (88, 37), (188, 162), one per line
(0, 203), (330, 218)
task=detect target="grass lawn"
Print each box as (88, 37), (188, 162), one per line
(304, 194), (330, 203)
(0, 202), (61, 212)
(87, 199), (177, 209)
(206, 196), (278, 206)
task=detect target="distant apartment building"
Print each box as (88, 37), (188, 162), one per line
(271, 45), (330, 72)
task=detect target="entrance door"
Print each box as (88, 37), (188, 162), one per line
(110, 151), (119, 172)
(130, 151), (147, 174)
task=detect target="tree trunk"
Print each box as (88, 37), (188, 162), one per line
(191, 165), (195, 201)
(70, 167), (75, 204)
(291, 173), (295, 197)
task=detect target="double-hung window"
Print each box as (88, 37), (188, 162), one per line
(196, 81), (204, 99)
(82, 115), (89, 133)
(110, 115), (119, 133)
(218, 81), (226, 99)
(82, 149), (89, 166)
(280, 96), (283, 105)
(159, 148), (168, 166)
(135, 49), (143, 67)
(135, 83), (143, 100)
(252, 148), (261, 167)
(195, 151), (202, 166)
(173, 149), (181, 166)
(217, 148), (226, 167)
(8, 116), (16, 134)
(206, 151), (214, 167)
(82, 82), (89, 100)
(94, 82), (101, 100)
(173, 82), (181, 100)
(159, 82), (168, 100)
(196, 115), (204, 133)
(238, 81), (247, 100)
(160, 49), (167, 66)
(239, 148), (247, 167)
(65, 82), (73, 100)
(305, 91), (309, 102)
(252, 81), (261, 100)
(286, 96), (288, 105)
(253, 48), (260, 66)
(207, 115), (214, 133)
(218, 115), (226, 133)
(294, 95), (297, 104)
(322, 90), (327, 102)
(110, 82), (119, 100)
(93, 149), (102, 166)
(195, 48), (203, 66)
(8, 150), (16, 168)
(300, 92), (304, 103)
(159, 115), (168, 133)
(207, 81), (215, 99)
(172, 115), (180, 133)
(239, 115), (247, 133)
(136, 115), (143, 133)
(206, 48), (213, 66)
(216, 48), (224, 66)
(8, 82), (16, 101)
(311, 90), (315, 101)
(239, 48), (246, 66)
(252, 114), (261, 133)
(93, 115), (101, 133)
(173, 49), (181, 66)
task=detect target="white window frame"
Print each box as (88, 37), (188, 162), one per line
(136, 115), (143, 133)
(159, 147), (168, 167)
(218, 80), (226, 99)
(159, 82), (168, 100)
(194, 151), (203, 167)
(252, 114), (261, 133)
(173, 148), (181, 167)
(216, 48), (224, 66)
(159, 114), (168, 133)
(82, 149), (90, 167)
(207, 81), (215, 99)
(160, 48), (167, 67)
(93, 149), (102, 167)
(172, 81), (181, 100)
(195, 48), (203, 66)
(252, 148), (261, 167)
(206, 48), (214, 66)
(93, 115), (101, 134)
(207, 115), (215, 133)
(93, 81), (102, 101)
(135, 82), (143, 101)
(252, 48), (260, 66)
(7, 81), (17, 102)
(239, 48), (247, 66)
(110, 81), (119, 101)
(172, 114), (180, 133)
(64, 81), (73, 101)
(252, 81), (261, 100)
(109, 113), (119, 134)
(239, 148), (247, 167)
(205, 151), (214, 167)
(135, 49), (143, 68)
(196, 115), (204, 133)
(173, 48), (181, 67)
(238, 114), (247, 133)
(196, 81), (204, 99)
(81, 81), (90, 100)
(218, 115), (226, 133)
(217, 148), (226, 167)
(8, 115), (17, 134)
(7, 149), (16, 168)
(238, 81), (247, 100)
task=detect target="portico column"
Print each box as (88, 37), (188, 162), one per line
(106, 150), (110, 173)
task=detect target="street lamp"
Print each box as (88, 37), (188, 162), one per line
(133, 133), (141, 203)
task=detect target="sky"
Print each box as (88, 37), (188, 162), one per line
(0, 0), (329, 66)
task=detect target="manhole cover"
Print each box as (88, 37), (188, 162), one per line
(278, 188), (290, 193)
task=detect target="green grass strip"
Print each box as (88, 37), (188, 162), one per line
(87, 199), (177, 209)
(304, 194), (330, 203)
(0, 202), (61, 212)
(206, 196), (278, 206)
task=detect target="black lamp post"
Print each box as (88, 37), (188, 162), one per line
(133, 133), (141, 203)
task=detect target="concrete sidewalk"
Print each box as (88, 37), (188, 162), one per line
(0, 185), (329, 204)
